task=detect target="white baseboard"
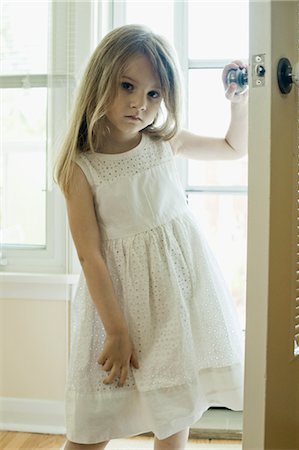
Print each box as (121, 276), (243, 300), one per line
(0, 397), (66, 435)
(193, 408), (243, 430)
(191, 408), (243, 440)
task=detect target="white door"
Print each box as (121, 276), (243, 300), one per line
(243, 1), (299, 448)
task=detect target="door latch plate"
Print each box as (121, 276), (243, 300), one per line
(252, 54), (266, 88)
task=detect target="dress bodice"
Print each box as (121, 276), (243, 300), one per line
(75, 134), (189, 240)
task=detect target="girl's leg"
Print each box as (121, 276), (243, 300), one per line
(63, 439), (109, 450)
(154, 427), (190, 450)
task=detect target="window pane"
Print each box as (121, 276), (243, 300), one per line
(125, 0), (174, 45)
(188, 1), (249, 60)
(188, 68), (247, 186)
(1, 88), (47, 246)
(188, 69), (229, 137)
(2, 88), (47, 142)
(188, 157), (248, 187)
(188, 193), (247, 329)
(1, 1), (49, 75)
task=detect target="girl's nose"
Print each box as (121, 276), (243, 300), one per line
(130, 92), (146, 111)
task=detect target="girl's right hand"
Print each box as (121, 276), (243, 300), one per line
(222, 60), (248, 103)
(97, 331), (139, 387)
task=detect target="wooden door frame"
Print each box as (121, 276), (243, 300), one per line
(243, 1), (299, 448)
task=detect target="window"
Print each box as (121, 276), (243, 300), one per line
(1, 2), (48, 247)
(186, 1), (249, 330)
(118, 0), (249, 328)
(0, 2), (95, 274)
(1, 2), (60, 272)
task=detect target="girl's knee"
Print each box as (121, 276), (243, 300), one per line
(154, 428), (190, 450)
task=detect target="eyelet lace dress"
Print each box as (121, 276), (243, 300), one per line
(65, 133), (244, 444)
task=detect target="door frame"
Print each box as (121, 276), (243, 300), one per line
(243, 1), (299, 448)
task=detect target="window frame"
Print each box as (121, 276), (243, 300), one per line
(0, 1), (98, 274)
(182, 1), (248, 330)
(175, 1), (248, 194)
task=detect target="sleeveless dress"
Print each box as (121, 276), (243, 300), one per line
(65, 133), (244, 444)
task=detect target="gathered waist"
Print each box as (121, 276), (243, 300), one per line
(100, 207), (191, 241)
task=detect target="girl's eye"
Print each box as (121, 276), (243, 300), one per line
(121, 82), (133, 91)
(148, 90), (160, 99)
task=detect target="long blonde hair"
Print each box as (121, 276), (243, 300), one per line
(55, 24), (182, 195)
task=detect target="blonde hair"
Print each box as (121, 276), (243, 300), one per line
(55, 24), (182, 195)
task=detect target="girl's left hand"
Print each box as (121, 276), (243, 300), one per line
(222, 60), (248, 103)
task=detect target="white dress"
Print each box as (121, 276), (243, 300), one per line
(65, 133), (244, 444)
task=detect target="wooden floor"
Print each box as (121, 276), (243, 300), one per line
(0, 432), (242, 449)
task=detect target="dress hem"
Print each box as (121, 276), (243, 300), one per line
(65, 364), (244, 444)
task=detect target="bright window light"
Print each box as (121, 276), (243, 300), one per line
(1, 3), (49, 248)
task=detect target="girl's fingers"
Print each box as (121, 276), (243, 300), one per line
(97, 354), (106, 365)
(118, 366), (128, 387)
(103, 365), (121, 384)
(231, 59), (245, 68)
(224, 62), (240, 72)
(130, 351), (139, 369)
(102, 359), (113, 371)
(222, 62), (239, 81)
(225, 83), (238, 100)
(102, 355), (137, 387)
(98, 342), (139, 387)
(222, 60), (247, 86)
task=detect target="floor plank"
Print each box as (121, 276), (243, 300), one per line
(0, 432), (64, 450)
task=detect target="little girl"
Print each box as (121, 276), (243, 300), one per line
(56, 24), (248, 450)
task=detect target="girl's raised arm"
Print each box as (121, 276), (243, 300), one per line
(170, 61), (248, 161)
(66, 164), (139, 386)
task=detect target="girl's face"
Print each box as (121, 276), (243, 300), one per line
(105, 54), (163, 141)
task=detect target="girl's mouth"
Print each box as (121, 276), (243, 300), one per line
(125, 115), (142, 121)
